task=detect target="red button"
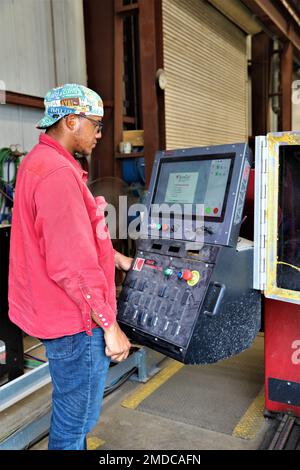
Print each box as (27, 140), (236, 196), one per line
(162, 224), (169, 231)
(213, 208), (218, 214)
(182, 270), (193, 281)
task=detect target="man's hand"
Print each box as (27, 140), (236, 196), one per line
(102, 321), (132, 362)
(115, 251), (133, 272)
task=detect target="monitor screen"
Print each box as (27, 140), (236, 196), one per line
(152, 154), (234, 221)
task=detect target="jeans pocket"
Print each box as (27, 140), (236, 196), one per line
(43, 335), (75, 360)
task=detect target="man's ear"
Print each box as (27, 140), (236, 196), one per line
(65, 114), (78, 131)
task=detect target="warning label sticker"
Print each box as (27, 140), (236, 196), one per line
(133, 258), (145, 271)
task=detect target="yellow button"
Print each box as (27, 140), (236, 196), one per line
(187, 270), (201, 287)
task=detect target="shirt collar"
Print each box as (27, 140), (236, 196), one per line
(39, 133), (88, 183)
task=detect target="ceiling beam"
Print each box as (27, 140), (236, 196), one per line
(242, 0), (300, 57)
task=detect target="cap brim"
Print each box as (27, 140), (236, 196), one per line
(36, 115), (62, 130)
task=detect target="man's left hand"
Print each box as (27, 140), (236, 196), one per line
(115, 251), (133, 272)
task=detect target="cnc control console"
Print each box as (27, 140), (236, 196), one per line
(117, 144), (261, 364)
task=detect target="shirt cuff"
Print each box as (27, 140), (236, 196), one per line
(90, 303), (116, 329)
(79, 286), (116, 329)
(75, 272), (117, 332)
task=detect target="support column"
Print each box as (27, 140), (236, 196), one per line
(83, 0), (115, 180)
(139, 0), (160, 186)
(281, 41), (293, 131)
(251, 32), (273, 136)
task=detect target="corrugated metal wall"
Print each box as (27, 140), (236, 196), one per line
(162, 0), (248, 149)
(0, 104), (42, 150)
(0, 0), (87, 152)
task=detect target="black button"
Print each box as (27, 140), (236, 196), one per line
(124, 291), (131, 302)
(160, 305), (167, 316)
(169, 289), (178, 301)
(147, 315), (153, 327)
(171, 322), (178, 336)
(172, 309), (180, 319)
(181, 291), (190, 305)
(132, 308), (139, 320)
(158, 286), (167, 297)
(138, 280), (147, 291)
(124, 307), (134, 320)
(133, 293), (141, 305)
(137, 310), (144, 325)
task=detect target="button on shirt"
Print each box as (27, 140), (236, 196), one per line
(8, 133), (116, 338)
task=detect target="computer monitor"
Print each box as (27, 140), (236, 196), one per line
(151, 154), (234, 222)
(144, 143), (251, 247)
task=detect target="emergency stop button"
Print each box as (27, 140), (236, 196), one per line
(182, 270), (193, 281)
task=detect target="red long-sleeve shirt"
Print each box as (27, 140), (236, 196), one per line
(8, 133), (116, 338)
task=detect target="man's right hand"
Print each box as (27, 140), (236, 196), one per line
(103, 321), (132, 362)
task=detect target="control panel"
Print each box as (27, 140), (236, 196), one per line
(117, 143), (261, 364)
(118, 248), (215, 348)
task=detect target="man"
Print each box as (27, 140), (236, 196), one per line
(8, 84), (132, 450)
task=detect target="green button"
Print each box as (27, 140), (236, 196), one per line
(156, 224), (162, 230)
(164, 268), (173, 277)
(205, 207), (211, 215)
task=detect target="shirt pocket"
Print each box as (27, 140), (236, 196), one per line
(42, 334), (76, 360)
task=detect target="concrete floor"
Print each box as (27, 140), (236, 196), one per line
(31, 333), (270, 451)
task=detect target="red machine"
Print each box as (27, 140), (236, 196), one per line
(264, 299), (300, 416)
(253, 132), (300, 417)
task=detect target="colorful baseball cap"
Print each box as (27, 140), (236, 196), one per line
(36, 83), (104, 129)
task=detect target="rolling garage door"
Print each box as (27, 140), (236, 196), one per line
(162, 0), (248, 149)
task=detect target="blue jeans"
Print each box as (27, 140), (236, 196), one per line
(42, 328), (110, 450)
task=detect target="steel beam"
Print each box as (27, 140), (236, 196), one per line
(83, 0), (115, 180)
(0, 409), (51, 450)
(139, 0), (160, 186)
(0, 362), (51, 413)
(0, 348), (154, 413)
(0, 347), (160, 449)
(242, 0), (300, 54)
(251, 32), (273, 136)
(281, 41), (293, 131)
